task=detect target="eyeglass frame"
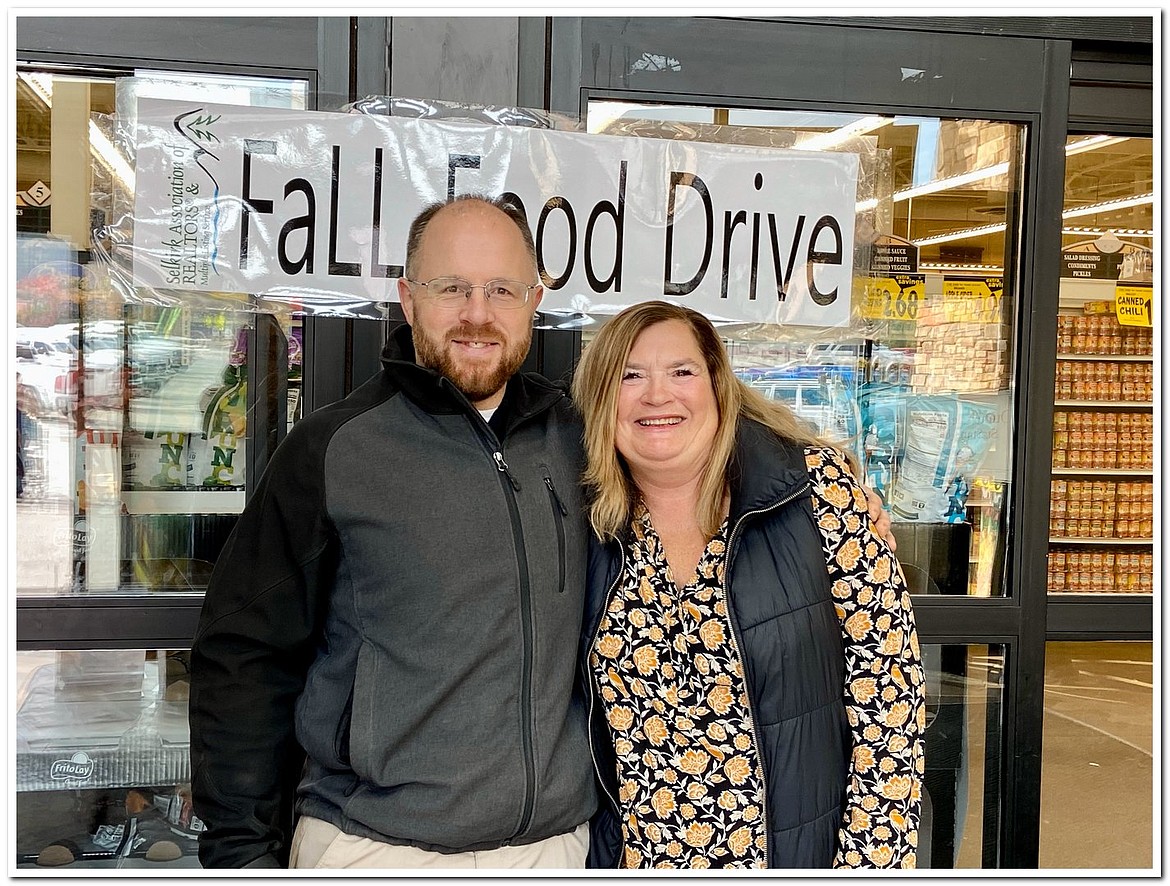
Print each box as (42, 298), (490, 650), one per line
(402, 275), (541, 309)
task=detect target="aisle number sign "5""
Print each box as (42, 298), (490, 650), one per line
(860, 275), (923, 321)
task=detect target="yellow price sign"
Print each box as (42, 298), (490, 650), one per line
(860, 275), (923, 321)
(942, 277), (1004, 323)
(1114, 284), (1152, 327)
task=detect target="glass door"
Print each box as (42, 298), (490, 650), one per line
(584, 99), (1031, 867)
(1040, 131), (1154, 868)
(14, 64), (307, 869)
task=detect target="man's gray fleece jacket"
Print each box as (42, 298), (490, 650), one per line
(189, 323), (597, 868)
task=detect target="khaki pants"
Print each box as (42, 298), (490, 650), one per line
(289, 816), (590, 869)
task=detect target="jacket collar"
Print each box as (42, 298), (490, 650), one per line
(726, 418), (812, 525)
(380, 322), (566, 429)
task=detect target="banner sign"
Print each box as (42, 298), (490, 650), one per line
(1114, 284), (1152, 327)
(860, 274), (924, 322)
(132, 99), (859, 325)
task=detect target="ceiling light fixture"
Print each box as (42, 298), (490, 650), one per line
(911, 192), (1155, 248)
(18, 71), (134, 191)
(1064, 135), (1130, 156)
(1061, 193), (1155, 219)
(894, 162), (1010, 203)
(911, 223), (1007, 247)
(889, 134), (1129, 205)
(798, 115), (891, 151)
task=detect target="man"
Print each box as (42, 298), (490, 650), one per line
(190, 195), (595, 868)
(189, 193), (896, 869)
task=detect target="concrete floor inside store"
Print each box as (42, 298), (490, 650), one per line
(1038, 640), (1154, 869)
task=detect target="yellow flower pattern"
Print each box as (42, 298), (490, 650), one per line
(589, 508), (767, 869)
(805, 448), (926, 870)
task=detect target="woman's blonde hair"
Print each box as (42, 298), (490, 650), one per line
(572, 300), (829, 540)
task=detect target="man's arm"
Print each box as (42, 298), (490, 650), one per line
(863, 483), (896, 552)
(189, 429), (337, 868)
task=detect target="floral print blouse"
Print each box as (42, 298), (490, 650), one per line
(590, 508), (767, 869)
(590, 446), (925, 869)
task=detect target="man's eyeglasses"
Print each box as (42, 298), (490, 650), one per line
(404, 276), (538, 309)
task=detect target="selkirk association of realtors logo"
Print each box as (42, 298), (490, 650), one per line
(50, 751), (95, 781)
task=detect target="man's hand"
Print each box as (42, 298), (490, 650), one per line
(863, 484), (896, 553)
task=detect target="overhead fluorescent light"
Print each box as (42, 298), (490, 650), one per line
(894, 162), (1010, 202)
(911, 223), (1007, 247)
(18, 71), (54, 106)
(886, 134), (1127, 207)
(1065, 135), (1129, 156)
(1062, 193), (1154, 219)
(798, 116), (891, 151)
(18, 71), (134, 191)
(89, 121), (135, 192)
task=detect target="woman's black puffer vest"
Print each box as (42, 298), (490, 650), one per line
(581, 420), (851, 869)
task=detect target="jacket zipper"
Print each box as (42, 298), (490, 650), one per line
(541, 468), (568, 593)
(446, 382), (537, 842)
(490, 452), (537, 840)
(721, 480), (811, 869)
(585, 549), (627, 867)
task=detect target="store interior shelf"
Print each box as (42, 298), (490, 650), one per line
(1053, 400), (1153, 408)
(122, 490), (246, 516)
(1056, 353), (1153, 362)
(1049, 536), (1153, 545)
(1051, 468), (1153, 477)
(1047, 591), (1154, 598)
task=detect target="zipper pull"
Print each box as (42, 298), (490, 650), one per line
(494, 451), (521, 491)
(544, 476), (568, 516)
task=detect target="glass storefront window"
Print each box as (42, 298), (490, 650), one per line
(1046, 136), (1154, 596)
(918, 644), (1006, 869)
(15, 67), (306, 598)
(15, 648), (200, 868)
(586, 101), (1026, 597)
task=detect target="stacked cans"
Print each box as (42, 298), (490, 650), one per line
(1048, 548), (1154, 593)
(1054, 360), (1153, 402)
(1056, 313), (1153, 356)
(1049, 478), (1154, 539)
(1051, 410), (1154, 470)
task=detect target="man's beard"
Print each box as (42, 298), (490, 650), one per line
(412, 321), (531, 404)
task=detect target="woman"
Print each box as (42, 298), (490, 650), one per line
(572, 302), (925, 870)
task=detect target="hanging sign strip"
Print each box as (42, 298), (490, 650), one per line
(132, 99), (859, 326)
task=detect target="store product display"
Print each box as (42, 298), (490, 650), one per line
(1049, 479), (1153, 539)
(1047, 548), (1153, 594)
(1051, 410), (1153, 470)
(1056, 312), (1153, 356)
(912, 305), (1011, 393)
(1047, 303), (1153, 595)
